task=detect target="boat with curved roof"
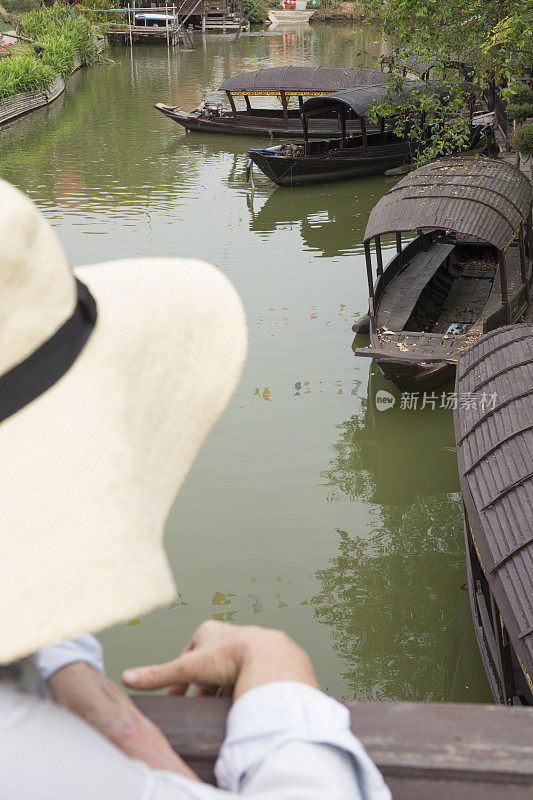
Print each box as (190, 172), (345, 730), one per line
(352, 157), (532, 391)
(154, 66), (388, 138)
(455, 324), (533, 705)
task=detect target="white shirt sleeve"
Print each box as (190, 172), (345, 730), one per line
(31, 633), (105, 681)
(215, 682), (391, 800)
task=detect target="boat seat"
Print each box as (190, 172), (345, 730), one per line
(377, 243), (455, 331)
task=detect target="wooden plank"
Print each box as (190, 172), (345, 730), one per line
(133, 697), (533, 798)
(378, 243), (454, 331)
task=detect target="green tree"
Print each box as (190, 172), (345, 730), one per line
(360, 0), (533, 161)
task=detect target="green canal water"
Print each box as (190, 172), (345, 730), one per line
(0, 22), (492, 702)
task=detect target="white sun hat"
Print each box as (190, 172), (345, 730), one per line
(0, 179), (247, 665)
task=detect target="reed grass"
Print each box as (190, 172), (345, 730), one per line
(0, 5), (98, 100)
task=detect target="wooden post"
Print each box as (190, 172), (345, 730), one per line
(339, 108), (347, 145)
(395, 232), (402, 254)
(380, 116), (385, 143)
(364, 241), (375, 301)
(298, 95), (304, 116)
(280, 91), (288, 126)
(302, 111), (309, 149)
(166, 4), (170, 47)
(375, 235), (383, 277)
(498, 250), (510, 322)
(226, 91), (237, 118)
(128, 3), (133, 46)
(360, 116), (368, 153)
(527, 208), (533, 274)
(519, 224), (527, 290)
(244, 95), (252, 114)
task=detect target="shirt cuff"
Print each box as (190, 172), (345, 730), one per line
(214, 681), (391, 800)
(31, 634), (105, 682)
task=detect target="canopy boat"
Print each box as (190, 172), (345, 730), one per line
(454, 325), (533, 706)
(154, 66), (388, 138)
(352, 157), (532, 392)
(247, 82), (486, 187)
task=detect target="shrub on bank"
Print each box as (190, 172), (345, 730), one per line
(0, 5), (98, 99)
(0, 51), (54, 97)
(244, 0), (268, 24)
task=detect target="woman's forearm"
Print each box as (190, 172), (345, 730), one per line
(48, 662), (199, 780)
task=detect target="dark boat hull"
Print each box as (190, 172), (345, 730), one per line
(248, 147), (409, 186)
(375, 357), (455, 394)
(154, 104), (363, 139)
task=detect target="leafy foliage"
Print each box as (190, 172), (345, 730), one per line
(511, 122), (533, 157)
(0, 52), (55, 97)
(360, 0), (533, 158)
(243, 0), (268, 24)
(0, 5), (97, 98)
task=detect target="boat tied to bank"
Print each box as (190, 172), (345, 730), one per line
(352, 156), (532, 392)
(154, 66), (389, 138)
(454, 324), (533, 706)
(246, 81), (486, 187)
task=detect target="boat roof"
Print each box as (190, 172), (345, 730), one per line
(363, 157), (532, 250)
(219, 66), (388, 96)
(301, 80), (449, 118)
(454, 324), (533, 688)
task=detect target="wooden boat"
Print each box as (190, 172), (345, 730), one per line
(247, 83), (486, 187)
(454, 324), (533, 706)
(352, 157), (532, 392)
(154, 66), (388, 138)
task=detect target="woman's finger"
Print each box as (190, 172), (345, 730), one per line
(122, 651), (198, 690)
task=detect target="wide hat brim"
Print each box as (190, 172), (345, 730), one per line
(0, 256), (247, 664)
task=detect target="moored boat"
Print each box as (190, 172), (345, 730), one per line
(352, 157), (532, 392)
(154, 66), (388, 138)
(454, 324), (533, 705)
(247, 82), (486, 187)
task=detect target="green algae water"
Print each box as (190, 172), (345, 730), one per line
(0, 22), (492, 702)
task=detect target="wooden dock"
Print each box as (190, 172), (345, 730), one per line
(103, 1), (248, 45)
(134, 696), (533, 798)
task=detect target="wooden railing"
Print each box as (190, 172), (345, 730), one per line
(134, 696), (533, 798)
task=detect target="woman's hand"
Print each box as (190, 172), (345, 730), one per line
(122, 620), (319, 700)
(48, 662), (199, 780)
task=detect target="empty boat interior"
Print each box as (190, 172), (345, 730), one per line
(375, 233), (522, 338)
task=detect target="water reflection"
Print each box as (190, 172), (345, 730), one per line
(315, 368), (492, 702)
(246, 178), (386, 258)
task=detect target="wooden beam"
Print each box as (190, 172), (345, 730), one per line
(364, 241), (375, 301)
(375, 235), (383, 277)
(133, 696), (533, 798)
(360, 116), (368, 152)
(340, 108), (347, 144)
(280, 90), (288, 125)
(396, 232), (402, 254)
(519, 224), (527, 288)
(499, 250), (510, 322)
(226, 91), (237, 118)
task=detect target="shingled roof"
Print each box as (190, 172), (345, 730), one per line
(364, 157), (532, 250)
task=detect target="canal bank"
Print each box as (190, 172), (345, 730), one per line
(0, 23), (492, 705)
